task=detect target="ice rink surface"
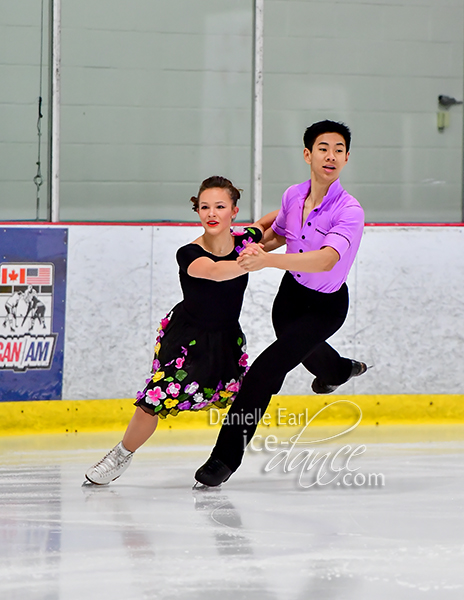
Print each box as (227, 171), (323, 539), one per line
(0, 425), (463, 600)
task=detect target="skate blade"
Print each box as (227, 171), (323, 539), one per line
(82, 477), (110, 488)
(192, 481), (222, 491)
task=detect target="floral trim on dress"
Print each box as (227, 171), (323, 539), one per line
(233, 227), (259, 254)
(136, 312), (249, 419)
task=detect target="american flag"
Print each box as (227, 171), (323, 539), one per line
(26, 267), (52, 285)
(1, 264), (53, 286)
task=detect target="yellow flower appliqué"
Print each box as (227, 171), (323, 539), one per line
(165, 398), (179, 409)
(152, 371), (165, 383)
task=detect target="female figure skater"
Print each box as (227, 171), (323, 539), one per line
(85, 175), (277, 485)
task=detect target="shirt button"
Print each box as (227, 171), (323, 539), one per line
(307, 222), (311, 226)
(297, 274), (301, 277)
(302, 235), (305, 240)
(299, 249), (303, 253)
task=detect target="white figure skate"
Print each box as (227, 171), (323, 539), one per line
(84, 442), (133, 485)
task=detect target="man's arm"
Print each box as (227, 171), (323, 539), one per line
(251, 210), (286, 252)
(237, 245), (339, 273)
(261, 227), (286, 252)
(252, 209), (279, 233)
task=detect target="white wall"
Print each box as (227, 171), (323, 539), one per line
(60, 0), (254, 222)
(62, 224), (464, 399)
(262, 0), (464, 222)
(0, 0), (50, 220)
(2, 0), (462, 223)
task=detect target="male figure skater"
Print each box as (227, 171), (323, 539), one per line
(195, 120), (367, 487)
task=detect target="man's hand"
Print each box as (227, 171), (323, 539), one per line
(237, 243), (268, 272)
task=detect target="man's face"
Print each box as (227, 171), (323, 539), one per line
(303, 132), (349, 185)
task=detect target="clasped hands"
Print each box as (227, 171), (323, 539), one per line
(237, 242), (267, 271)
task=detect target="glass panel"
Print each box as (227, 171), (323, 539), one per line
(262, 0), (464, 223)
(0, 1), (49, 221)
(59, 0), (253, 222)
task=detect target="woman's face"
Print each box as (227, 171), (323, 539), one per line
(197, 187), (239, 235)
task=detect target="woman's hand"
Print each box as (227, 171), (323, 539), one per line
(239, 242), (263, 256)
(237, 244), (268, 271)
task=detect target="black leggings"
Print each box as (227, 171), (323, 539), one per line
(211, 272), (352, 471)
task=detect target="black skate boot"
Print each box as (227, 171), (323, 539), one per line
(311, 360), (368, 395)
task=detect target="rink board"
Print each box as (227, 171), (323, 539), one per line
(0, 394), (463, 435)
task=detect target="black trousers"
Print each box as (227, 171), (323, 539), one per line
(211, 271), (352, 471)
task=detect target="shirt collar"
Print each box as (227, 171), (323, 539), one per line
(296, 178), (343, 208)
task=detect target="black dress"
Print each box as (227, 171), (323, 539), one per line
(134, 227), (262, 419)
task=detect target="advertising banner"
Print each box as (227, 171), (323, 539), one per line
(0, 228), (67, 400)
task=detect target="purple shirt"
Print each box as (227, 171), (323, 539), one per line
(271, 178), (364, 293)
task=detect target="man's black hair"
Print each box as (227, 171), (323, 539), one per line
(303, 120), (351, 152)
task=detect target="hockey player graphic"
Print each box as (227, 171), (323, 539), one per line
(22, 286), (47, 332)
(2, 290), (23, 332)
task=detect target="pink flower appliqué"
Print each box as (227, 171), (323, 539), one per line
(235, 236), (254, 254)
(230, 226), (247, 236)
(152, 359), (160, 371)
(226, 380), (241, 392)
(166, 382), (181, 397)
(238, 353), (248, 367)
(175, 357), (185, 369)
(146, 387), (166, 406)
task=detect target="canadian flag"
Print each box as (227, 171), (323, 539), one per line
(1, 265), (26, 285)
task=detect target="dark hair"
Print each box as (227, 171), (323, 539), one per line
(303, 120), (351, 152)
(190, 175), (241, 212)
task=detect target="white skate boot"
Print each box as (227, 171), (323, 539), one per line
(85, 442), (133, 485)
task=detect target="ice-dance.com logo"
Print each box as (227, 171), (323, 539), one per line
(213, 400), (385, 489)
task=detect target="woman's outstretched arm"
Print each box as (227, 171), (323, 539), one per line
(187, 256), (248, 282)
